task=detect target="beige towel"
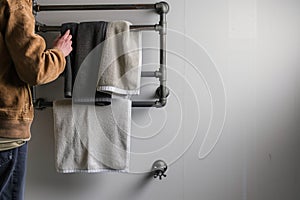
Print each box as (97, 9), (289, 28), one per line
(96, 21), (142, 95)
(53, 99), (131, 173)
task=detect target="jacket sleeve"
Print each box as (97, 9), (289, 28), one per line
(4, 0), (66, 86)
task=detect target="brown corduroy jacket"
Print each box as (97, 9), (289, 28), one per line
(0, 0), (66, 139)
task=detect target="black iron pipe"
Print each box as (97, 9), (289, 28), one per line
(33, 99), (164, 109)
(33, 2), (170, 13)
(34, 4), (156, 12)
(141, 71), (161, 78)
(33, 2), (170, 18)
(132, 101), (156, 107)
(35, 24), (160, 32)
(158, 12), (167, 107)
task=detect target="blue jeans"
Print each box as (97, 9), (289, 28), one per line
(0, 143), (28, 200)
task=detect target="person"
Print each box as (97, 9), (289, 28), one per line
(0, 0), (72, 199)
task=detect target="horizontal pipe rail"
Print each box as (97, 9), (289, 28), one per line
(34, 4), (156, 12)
(141, 71), (161, 78)
(33, 2), (169, 14)
(33, 99), (163, 109)
(35, 24), (161, 32)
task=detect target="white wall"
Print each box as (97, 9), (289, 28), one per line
(26, 0), (300, 199)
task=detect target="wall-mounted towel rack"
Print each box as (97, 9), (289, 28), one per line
(32, 1), (169, 109)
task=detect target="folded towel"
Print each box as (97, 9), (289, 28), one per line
(61, 22), (111, 104)
(53, 99), (131, 173)
(96, 21), (142, 95)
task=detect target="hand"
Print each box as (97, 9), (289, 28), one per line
(53, 30), (73, 57)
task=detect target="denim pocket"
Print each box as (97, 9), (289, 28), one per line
(0, 150), (13, 167)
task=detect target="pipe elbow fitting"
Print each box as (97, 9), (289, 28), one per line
(155, 1), (169, 14)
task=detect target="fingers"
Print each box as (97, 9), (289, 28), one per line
(62, 29), (71, 39)
(52, 29), (73, 57)
(62, 30), (72, 43)
(67, 34), (72, 41)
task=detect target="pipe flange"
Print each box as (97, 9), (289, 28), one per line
(152, 160), (168, 180)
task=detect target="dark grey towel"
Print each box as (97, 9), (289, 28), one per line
(61, 23), (78, 98)
(61, 21), (111, 105)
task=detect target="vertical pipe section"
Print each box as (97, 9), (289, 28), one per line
(159, 12), (167, 106)
(155, 2), (169, 107)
